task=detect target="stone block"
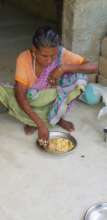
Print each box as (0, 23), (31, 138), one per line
(88, 74), (96, 83)
(101, 37), (107, 58)
(63, 0), (107, 61)
(99, 75), (107, 86)
(99, 56), (107, 78)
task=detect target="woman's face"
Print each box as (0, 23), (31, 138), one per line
(33, 46), (58, 67)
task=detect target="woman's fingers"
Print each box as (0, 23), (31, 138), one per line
(48, 78), (57, 87)
(38, 138), (49, 148)
(37, 122), (49, 148)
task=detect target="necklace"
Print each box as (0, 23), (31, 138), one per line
(32, 52), (43, 77)
(32, 54), (36, 73)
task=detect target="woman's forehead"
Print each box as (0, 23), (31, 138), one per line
(38, 47), (58, 55)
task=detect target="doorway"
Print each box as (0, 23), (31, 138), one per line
(0, 0), (63, 83)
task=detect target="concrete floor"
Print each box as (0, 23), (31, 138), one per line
(0, 4), (107, 220)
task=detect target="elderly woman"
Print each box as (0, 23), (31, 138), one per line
(0, 25), (97, 145)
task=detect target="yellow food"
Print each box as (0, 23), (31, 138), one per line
(48, 138), (74, 153)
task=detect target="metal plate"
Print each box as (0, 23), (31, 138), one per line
(47, 131), (77, 155)
(84, 203), (107, 220)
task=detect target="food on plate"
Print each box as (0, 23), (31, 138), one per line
(48, 137), (74, 153)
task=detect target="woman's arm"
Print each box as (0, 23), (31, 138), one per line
(48, 62), (98, 81)
(15, 82), (49, 140)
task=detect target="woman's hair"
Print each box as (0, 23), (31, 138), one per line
(32, 25), (61, 48)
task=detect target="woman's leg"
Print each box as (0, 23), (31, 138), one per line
(24, 125), (37, 135)
(0, 86), (57, 134)
(58, 118), (75, 132)
(48, 73), (88, 130)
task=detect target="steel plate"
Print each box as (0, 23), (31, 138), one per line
(37, 131), (77, 155)
(84, 203), (107, 220)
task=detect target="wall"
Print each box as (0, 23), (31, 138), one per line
(7, 0), (57, 21)
(99, 37), (107, 85)
(62, 0), (107, 61)
(62, 0), (75, 49)
(5, 0), (107, 62)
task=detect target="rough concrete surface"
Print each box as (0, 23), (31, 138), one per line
(101, 37), (107, 58)
(0, 4), (107, 220)
(63, 0), (107, 61)
(99, 56), (107, 78)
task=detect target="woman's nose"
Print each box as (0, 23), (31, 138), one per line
(47, 57), (52, 65)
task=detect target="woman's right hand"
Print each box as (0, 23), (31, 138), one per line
(37, 120), (49, 147)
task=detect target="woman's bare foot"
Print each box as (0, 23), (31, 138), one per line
(58, 118), (75, 132)
(24, 125), (36, 135)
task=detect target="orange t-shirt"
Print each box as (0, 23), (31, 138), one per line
(61, 48), (84, 65)
(15, 48), (85, 88)
(15, 50), (36, 88)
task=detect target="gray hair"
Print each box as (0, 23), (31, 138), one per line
(32, 25), (61, 48)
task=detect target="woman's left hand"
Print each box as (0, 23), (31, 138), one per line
(48, 77), (57, 87)
(48, 66), (63, 87)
